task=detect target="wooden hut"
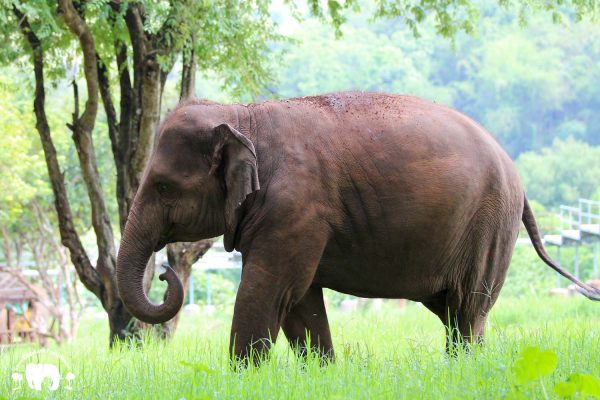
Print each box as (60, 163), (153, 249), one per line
(0, 266), (49, 345)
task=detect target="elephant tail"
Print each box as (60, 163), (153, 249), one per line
(522, 196), (600, 301)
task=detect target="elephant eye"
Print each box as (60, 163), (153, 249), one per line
(157, 183), (169, 195)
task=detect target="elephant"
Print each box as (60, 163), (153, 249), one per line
(116, 91), (599, 361)
(25, 363), (60, 391)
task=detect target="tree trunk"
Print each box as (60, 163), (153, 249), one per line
(180, 34), (196, 100)
(15, 7), (103, 301)
(16, 4), (137, 345)
(17, 1), (213, 346)
(58, 0), (138, 344)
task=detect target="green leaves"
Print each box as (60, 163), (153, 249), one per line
(510, 346), (600, 399)
(0, 72), (48, 225)
(511, 346), (558, 385)
(517, 139), (600, 208)
(554, 373), (600, 398)
(179, 361), (216, 375)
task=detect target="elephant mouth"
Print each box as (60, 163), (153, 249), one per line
(155, 222), (175, 251)
(154, 238), (167, 252)
(153, 225), (207, 252)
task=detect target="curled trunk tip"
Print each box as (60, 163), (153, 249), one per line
(116, 213), (184, 325)
(118, 263), (185, 325)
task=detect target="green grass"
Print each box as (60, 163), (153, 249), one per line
(1, 296), (598, 399)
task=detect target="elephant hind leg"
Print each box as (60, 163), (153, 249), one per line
(446, 291), (490, 352)
(435, 201), (518, 354)
(422, 289), (491, 354)
(442, 245), (508, 353)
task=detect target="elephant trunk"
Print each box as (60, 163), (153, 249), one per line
(116, 207), (184, 324)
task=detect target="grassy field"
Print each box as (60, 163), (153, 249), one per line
(0, 295), (598, 399)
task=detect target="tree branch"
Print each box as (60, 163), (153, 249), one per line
(58, 0), (98, 132)
(121, 3), (152, 204)
(105, 2), (135, 229)
(14, 6), (104, 302)
(163, 239), (213, 336)
(97, 56), (119, 158)
(115, 41), (133, 160)
(59, 0), (117, 286)
(97, 53), (129, 230)
(180, 33), (196, 100)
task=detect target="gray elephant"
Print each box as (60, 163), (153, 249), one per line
(116, 91), (599, 361)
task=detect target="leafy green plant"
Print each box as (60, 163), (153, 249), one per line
(554, 373), (600, 399)
(179, 361), (216, 375)
(512, 346), (558, 384)
(509, 346), (600, 399)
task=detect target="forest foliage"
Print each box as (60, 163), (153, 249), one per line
(267, 5), (600, 158)
(4, 1), (594, 225)
(1, 2), (598, 242)
(1, 1), (599, 243)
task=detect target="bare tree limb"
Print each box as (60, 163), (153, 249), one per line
(58, 0), (98, 132)
(14, 6), (104, 301)
(180, 33), (197, 100)
(97, 53), (129, 230)
(97, 56), (120, 156)
(58, 0), (117, 292)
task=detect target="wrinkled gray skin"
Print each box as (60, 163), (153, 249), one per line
(116, 92), (599, 362)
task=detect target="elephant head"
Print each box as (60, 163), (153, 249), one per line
(116, 110), (259, 324)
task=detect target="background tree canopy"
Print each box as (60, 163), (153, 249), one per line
(4, 1), (598, 234)
(265, 4), (600, 158)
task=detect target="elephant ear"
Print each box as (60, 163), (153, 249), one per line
(211, 123), (260, 251)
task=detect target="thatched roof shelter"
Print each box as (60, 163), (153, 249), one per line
(0, 265), (48, 345)
(0, 266), (38, 303)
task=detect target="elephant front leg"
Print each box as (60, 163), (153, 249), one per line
(229, 266), (286, 364)
(229, 231), (328, 365)
(282, 285), (334, 361)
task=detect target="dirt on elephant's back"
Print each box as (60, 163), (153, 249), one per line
(281, 91), (437, 119)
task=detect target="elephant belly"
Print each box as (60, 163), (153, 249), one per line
(313, 239), (448, 301)
(313, 167), (469, 300)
